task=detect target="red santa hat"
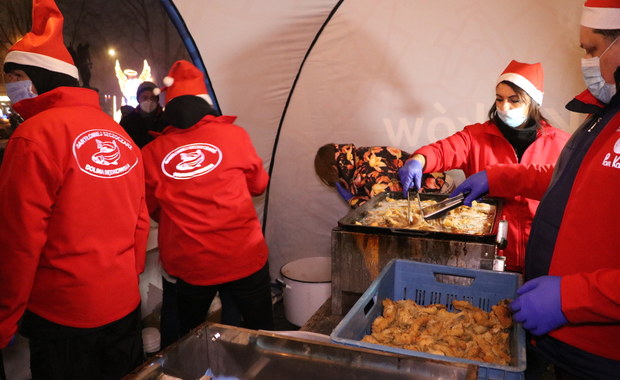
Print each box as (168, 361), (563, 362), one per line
(154, 60), (212, 105)
(581, 0), (620, 29)
(496, 60), (544, 106)
(4, 0), (78, 79)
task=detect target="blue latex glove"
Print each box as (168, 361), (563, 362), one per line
(399, 159), (423, 197)
(335, 182), (353, 201)
(510, 276), (568, 336)
(449, 170), (489, 206)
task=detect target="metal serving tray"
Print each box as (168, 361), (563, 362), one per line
(337, 192), (503, 245)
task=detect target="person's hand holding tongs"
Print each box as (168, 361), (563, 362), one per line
(399, 156), (425, 225)
(449, 170), (490, 206)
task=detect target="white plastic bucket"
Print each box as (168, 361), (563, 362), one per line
(279, 256), (331, 327)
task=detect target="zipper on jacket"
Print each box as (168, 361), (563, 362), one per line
(587, 116), (602, 132)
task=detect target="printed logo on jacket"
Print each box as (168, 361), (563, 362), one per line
(602, 134), (620, 169)
(161, 143), (222, 179)
(73, 129), (139, 178)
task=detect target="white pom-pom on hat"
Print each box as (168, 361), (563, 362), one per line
(163, 76), (174, 87)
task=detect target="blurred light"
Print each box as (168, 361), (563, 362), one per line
(108, 48), (116, 57)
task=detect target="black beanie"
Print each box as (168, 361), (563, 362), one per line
(4, 62), (79, 95)
(162, 95), (219, 129)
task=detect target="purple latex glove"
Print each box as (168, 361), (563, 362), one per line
(449, 170), (489, 206)
(399, 159), (423, 197)
(510, 276), (568, 336)
(335, 182), (353, 201)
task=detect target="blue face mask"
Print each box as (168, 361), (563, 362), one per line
(6, 80), (37, 104)
(497, 107), (528, 128)
(581, 35), (620, 104)
(581, 57), (616, 104)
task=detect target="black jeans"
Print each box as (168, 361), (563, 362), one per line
(176, 263), (274, 335)
(21, 307), (143, 380)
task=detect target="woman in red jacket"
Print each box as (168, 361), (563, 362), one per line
(399, 60), (570, 273)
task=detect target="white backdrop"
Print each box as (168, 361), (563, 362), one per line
(173, 0), (586, 280)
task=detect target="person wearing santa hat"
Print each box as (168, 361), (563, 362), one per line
(0, 0), (150, 378)
(452, 0), (620, 377)
(399, 60), (570, 274)
(141, 60), (274, 338)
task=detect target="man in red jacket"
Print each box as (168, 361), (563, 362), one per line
(0, 1), (150, 378)
(452, 0), (620, 377)
(142, 60), (273, 338)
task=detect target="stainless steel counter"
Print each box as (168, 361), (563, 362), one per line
(125, 323), (478, 380)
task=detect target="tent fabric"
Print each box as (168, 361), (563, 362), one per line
(170, 0), (585, 280)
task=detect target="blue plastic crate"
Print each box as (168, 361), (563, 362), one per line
(331, 259), (526, 380)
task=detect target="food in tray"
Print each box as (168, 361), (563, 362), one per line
(362, 298), (513, 365)
(353, 197), (495, 234)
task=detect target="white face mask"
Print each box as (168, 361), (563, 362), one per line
(6, 80), (37, 104)
(139, 100), (157, 113)
(497, 107), (528, 128)
(581, 36), (620, 104)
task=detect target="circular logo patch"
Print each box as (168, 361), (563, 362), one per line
(73, 129), (139, 178)
(161, 143), (222, 180)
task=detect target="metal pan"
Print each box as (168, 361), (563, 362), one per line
(337, 191), (503, 244)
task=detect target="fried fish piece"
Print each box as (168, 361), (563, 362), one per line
(362, 298), (513, 366)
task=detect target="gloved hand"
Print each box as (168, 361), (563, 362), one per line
(510, 276), (568, 336)
(399, 159), (423, 197)
(335, 182), (353, 201)
(449, 170), (489, 206)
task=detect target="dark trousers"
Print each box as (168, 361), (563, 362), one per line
(160, 277), (181, 349)
(21, 307), (143, 380)
(160, 278), (244, 348)
(533, 334), (620, 380)
(176, 263), (274, 335)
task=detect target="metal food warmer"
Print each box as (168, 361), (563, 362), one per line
(124, 323), (478, 380)
(331, 192), (507, 315)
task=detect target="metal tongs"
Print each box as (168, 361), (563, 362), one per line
(406, 189), (423, 225)
(420, 192), (465, 220)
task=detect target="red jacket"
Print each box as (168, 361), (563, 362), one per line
(0, 88), (149, 348)
(414, 120), (569, 272)
(142, 115), (269, 286)
(488, 91), (620, 361)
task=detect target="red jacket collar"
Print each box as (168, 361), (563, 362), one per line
(566, 89), (606, 115)
(12, 87), (101, 120)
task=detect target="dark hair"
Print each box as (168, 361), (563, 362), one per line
(161, 95), (217, 129)
(593, 29), (620, 40)
(314, 144), (338, 187)
(487, 80), (547, 127)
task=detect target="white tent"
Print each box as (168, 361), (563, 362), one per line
(165, 0), (586, 280)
